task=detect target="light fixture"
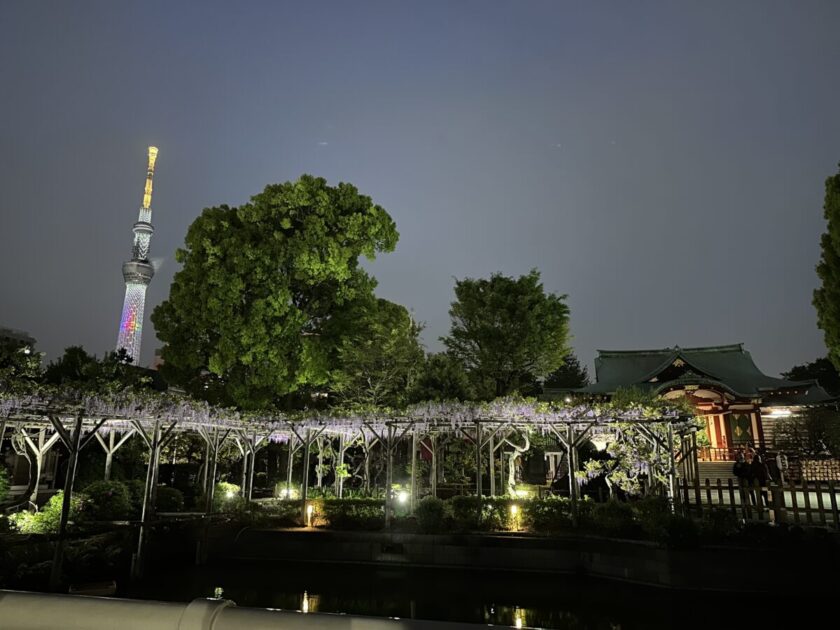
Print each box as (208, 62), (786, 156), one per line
(302, 591), (309, 614)
(225, 491), (234, 499)
(397, 491), (408, 504)
(510, 504), (519, 516)
(306, 503), (314, 526)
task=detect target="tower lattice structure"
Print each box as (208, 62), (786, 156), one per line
(116, 146), (159, 365)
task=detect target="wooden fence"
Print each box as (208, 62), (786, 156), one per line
(677, 478), (840, 528)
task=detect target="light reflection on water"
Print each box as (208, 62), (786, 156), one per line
(126, 561), (790, 630)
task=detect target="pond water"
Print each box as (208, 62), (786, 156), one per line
(124, 560), (808, 629)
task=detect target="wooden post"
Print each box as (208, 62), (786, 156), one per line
(385, 425), (395, 528)
(204, 429), (219, 514)
(771, 483), (786, 525)
(22, 428), (60, 508)
(301, 429), (312, 524)
(430, 435), (437, 498)
(789, 480), (801, 524)
(334, 434), (345, 499)
(134, 421), (161, 580)
(802, 479), (813, 525)
(666, 423), (676, 514)
(489, 433), (495, 497)
(246, 432), (258, 502)
(815, 480), (827, 526)
(474, 422), (482, 498)
(364, 437), (372, 495)
(691, 432), (702, 517)
(567, 425), (578, 524)
(95, 428), (136, 482)
(236, 438), (248, 497)
(726, 478), (737, 518)
(105, 431), (115, 481)
(315, 437), (324, 489)
(410, 429), (418, 513)
(49, 414), (83, 590)
(474, 422), (482, 524)
(286, 436), (296, 497)
(828, 480), (839, 530)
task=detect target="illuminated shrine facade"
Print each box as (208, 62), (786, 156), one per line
(565, 344), (834, 461)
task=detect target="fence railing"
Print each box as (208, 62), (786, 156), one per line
(0, 591), (473, 630)
(697, 446), (740, 462)
(677, 478), (840, 528)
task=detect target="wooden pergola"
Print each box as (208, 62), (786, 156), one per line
(0, 390), (695, 585)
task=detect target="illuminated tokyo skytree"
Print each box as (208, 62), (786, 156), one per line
(116, 146), (159, 365)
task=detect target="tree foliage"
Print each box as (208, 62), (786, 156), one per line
(814, 164), (840, 371)
(151, 175), (398, 409)
(409, 353), (473, 402)
(544, 353), (590, 389)
(0, 338), (42, 391)
(330, 298), (424, 408)
(442, 270), (570, 398)
(43, 346), (154, 392)
(782, 356), (840, 396)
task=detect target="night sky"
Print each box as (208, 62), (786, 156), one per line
(2, 1), (839, 377)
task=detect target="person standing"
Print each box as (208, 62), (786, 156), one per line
(750, 450), (770, 508)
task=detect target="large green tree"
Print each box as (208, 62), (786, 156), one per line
(442, 269), (571, 398)
(814, 164), (840, 370)
(329, 298), (424, 407)
(152, 175), (398, 409)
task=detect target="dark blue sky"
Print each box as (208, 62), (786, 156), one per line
(2, 1), (839, 376)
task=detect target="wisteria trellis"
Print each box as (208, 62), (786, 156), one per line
(0, 387), (693, 444)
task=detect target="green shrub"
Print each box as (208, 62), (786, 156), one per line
(156, 486), (184, 512)
(83, 481), (131, 521)
(480, 498), (511, 530)
(261, 499), (301, 525)
(124, 479), (146, 516)
(214, 482), (245, 513)
(450, 495), (482, 531)
(321, 498), (384, 530)
(588, 500), (640, 538)
(0, 466), (10, 504)
(415, 496), (448, 533)
(524, 496), (572, 533)
(9, 492), (87, 534)
(630, 496), (672, 540)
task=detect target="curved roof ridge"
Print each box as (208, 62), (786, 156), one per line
(597, 343), (744, 357)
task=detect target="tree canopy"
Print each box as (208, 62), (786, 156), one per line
(544, 353), (590, 390)
(44, 346), (155, 392)
(329, 297), (424, 408)
(814, 164), (840, 371)
(442, 269), (571, 398)
(409, 352), (474, 403)
(152, 175), (398, 410)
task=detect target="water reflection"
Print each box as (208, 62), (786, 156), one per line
(127, 561), (793, 630)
